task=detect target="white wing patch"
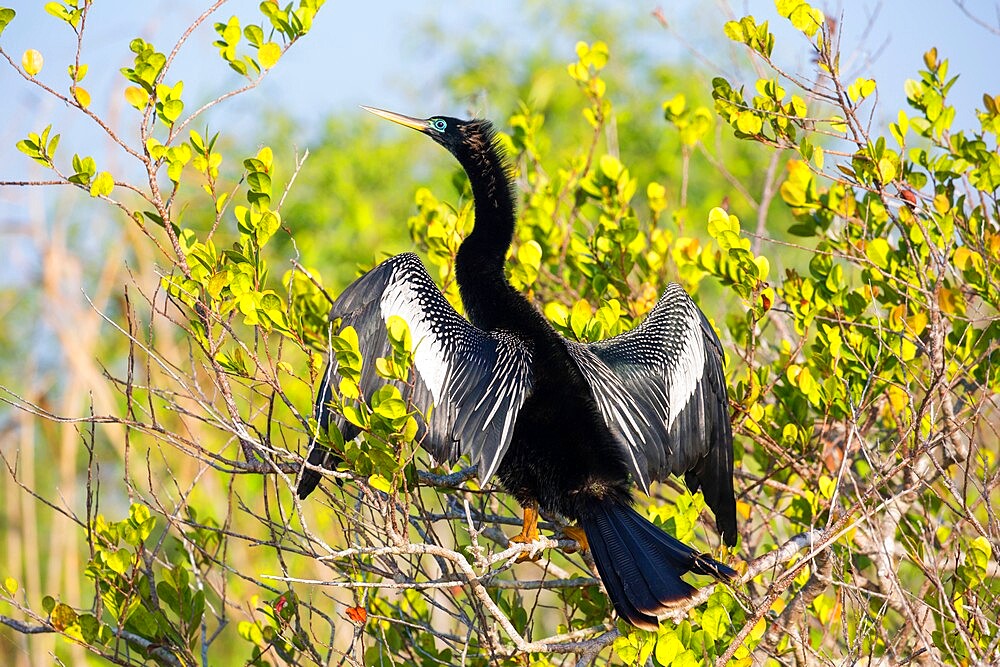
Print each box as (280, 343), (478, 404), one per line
(565, 344), (654, 491)
(380, 273), (449, 402)
(666, 309), (706, 429)
(367, 255), (533, 485)
(565, 282), (729, 488)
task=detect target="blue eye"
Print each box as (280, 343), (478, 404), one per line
(432, 119), (447, 131)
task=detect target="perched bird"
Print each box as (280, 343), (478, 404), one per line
(297, 106), (737, 629)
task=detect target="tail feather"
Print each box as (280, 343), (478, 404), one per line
(580, 500), (735, 630)
(595, 508), (668, 615)
(618, 506), (737, 580)
(620, 516), (699, 601)
(587, 518), (659, 628)
(297, 445), (339, 499)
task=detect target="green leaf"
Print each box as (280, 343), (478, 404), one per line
(969, 536), (991, 574)
(569, 300), (592, 339)
(77, 614), (101, 643)
(161, 98), (184, 124)
(129, 503), (151, 526)
(847, 77), (876, 102)
(238, 620), (264, 646)
(90, 171), (114, 198)
(44, 133), (60, 159)
(145, 138), (166, 161)
(707, 207), (739, 238)
(167, 160), (184, 183)
(866, 238), (890, 269)
(777, 0), (825, 37)
(736, 110), (763, 135)
(244, 24), (264, 46)
(386, 315), (412, 352)
(723, 20), (745, 43)
(0, 8), (15, 37)
(877, 156), (897, 183)
(67, 62), (87, 82)
(673, 649), (701, 667)
(247, 170), (272, 194)
(207, 272), (228, 299)
(3, 576), (17, 595)
(43, 3), (67, 21)
(655, 630), (684, 665)
(701, 606), (731, 641)
(106, 548), (131, 575)
(517, 240), (542, 269)
(368, 474), (392, 493)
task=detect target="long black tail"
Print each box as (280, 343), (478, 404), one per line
(580, 500), (736, 630)
(296, 445), (333, 499)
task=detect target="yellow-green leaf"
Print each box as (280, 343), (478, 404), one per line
(90, 171), (114, 198)
(73, 85), (90, 108)
(569, 299), (592, 339)
(866, 238), (890, 269)
(67, 63), (88, 83)
(386, 315), (412, 351)
(754, 255), (770, 281)
(723, 20), (745, 43)
(647, 181), (667, 215)
(258, 42), (281, 69)
(368, 473), (392, 494)
(887, 384), (909, 414)
(736, 110), (763, 135)
(50, 602), (78, 631)
(701, 605), (731, 641)
(0, 8), (15, 38)
(969, 536), (992, 573)
(124, 86), (148, 110)
(778, 0), (825, 37)
(877, 157), (897, 183)
(255, 145), (273, 171)
(517, 240), (542, 269)
(22, 48), (43, 76)
(207, 272), (228, 300)
(847, 77), (876, 102)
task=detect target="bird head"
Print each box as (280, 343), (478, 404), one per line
(361, 105), (493, 163)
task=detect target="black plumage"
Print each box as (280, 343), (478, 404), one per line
(297, 107), (738, 629)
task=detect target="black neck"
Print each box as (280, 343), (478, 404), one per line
(453, 139), (522, 330)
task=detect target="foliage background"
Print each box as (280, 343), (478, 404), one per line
(1, 1), (998, 665)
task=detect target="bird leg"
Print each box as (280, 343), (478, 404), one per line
(509, 503), (541, 562)
(559, 525), (589, 553)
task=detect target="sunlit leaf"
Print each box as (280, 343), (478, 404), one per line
(258, 41), (281, 69)
(22, 48), (43, 75)
(124, 86), (147, 109)
(89, 171), (114, 198)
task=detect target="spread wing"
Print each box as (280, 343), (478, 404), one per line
(297, 252), (533, 498)
(565, 283), (736, 544)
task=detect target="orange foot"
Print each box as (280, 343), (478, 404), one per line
(559, 525), (589, 553)
(509, 504), (541, 562)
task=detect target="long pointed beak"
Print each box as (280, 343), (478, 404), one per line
(360, 105), (428, 133)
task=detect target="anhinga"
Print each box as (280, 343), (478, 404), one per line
(297, 106), (738, 630)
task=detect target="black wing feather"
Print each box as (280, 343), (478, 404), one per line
(298, 253), (533, 498)
(565, 284), (736, 545)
